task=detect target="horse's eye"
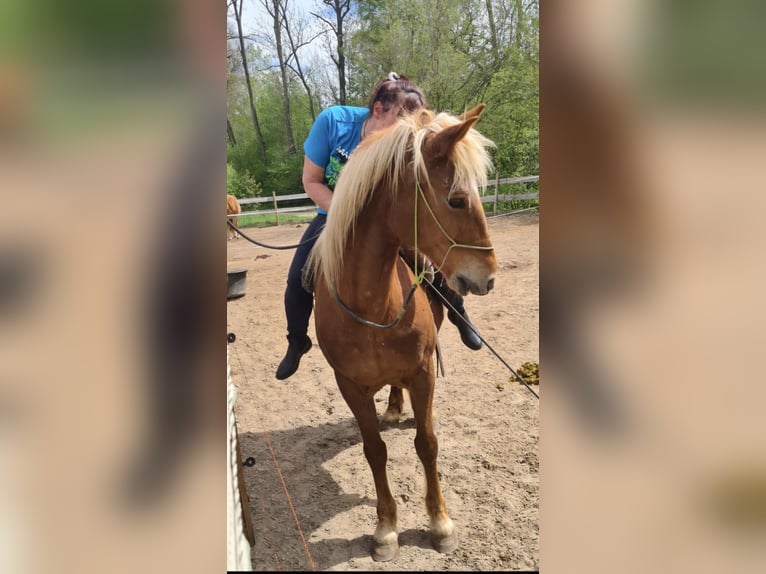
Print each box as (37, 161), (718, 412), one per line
(448, 197), (466, 209)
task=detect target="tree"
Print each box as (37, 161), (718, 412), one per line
(260, 0), (297, 154)
(226, 0), (539, 205)
(229, 0), (268, 162)
(313, 0), (353, 104)
(282, 2), (323, 120)
(227, 117), (237, 146)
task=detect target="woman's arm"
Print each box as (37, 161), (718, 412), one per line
(302, 155), (334, 212)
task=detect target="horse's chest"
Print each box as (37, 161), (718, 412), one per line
(320, 330), (430, 380)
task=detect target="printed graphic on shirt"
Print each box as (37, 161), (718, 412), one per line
(326, 146), (352, 190)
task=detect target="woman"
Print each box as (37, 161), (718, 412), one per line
(277, 73), (483, 380)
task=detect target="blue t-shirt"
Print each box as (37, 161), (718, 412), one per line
(303, 105), (369, 215)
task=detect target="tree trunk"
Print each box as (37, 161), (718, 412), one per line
(282, 5), (317, 121)
(272, 0), (296, 154)
(320, 0), (350, 105)
(486, 0), (500, 62)
(233, 0), (267, 162)
(336, 5), (346, 105)
(227, 117), (237, 147)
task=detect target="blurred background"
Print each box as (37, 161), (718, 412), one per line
(541, 0), (766, 572)
(0, 1), (224, 572)
(1, 0), (765, 572)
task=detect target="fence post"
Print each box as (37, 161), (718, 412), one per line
(272, 192), (279, 226)
(493, 173), (499, 216)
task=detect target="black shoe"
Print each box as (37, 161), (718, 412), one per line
(448, 309), (482, 351)
(276, 336), (312, 380)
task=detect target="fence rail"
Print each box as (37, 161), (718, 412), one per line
(233, 175), (538, 221)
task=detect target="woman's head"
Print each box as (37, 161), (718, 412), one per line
(367, 72), (426, 116)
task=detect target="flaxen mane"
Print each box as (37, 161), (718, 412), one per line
(308, 108), (494, 290)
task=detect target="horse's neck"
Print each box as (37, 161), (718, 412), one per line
(337, 199), (403, 308)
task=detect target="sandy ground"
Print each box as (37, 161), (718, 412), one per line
(226, 213), (539, 571)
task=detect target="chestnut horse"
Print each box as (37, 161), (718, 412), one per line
(306, 105), (496, 561)
(226, 194), (241, 240)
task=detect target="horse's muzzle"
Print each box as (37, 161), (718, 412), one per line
(453, 273), (494, 296)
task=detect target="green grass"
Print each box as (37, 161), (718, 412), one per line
(236, 212), (316, 228)
(483, 199), (539, 215)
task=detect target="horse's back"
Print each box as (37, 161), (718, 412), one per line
(226, 194), (241, 239)
(226, 194), (241, 215)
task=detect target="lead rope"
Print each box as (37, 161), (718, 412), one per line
(334, 170), (493, 328)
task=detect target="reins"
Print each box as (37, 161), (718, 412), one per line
(422, 275), (540, 400)
(332, 170), (493, 329)
(227, 219), (324, 250)
(332, 282), (419, 329)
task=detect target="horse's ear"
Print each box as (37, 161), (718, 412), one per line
(427, 107), (485, 159)
(458, 103), (486, 121)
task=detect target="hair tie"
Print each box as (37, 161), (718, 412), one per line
(387, 72), (400, 82)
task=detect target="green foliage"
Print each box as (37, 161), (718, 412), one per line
(349, 0), (472, 111)
(236, 212), (314, 229)
(482, 58), (539, 177)
(264, 152), (304, 196)
(227, 0), (538, 222)
(227, 163), (262, 199)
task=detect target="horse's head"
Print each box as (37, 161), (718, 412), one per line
(407, 104), (497, 296)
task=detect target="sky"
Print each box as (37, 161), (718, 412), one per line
(229, 0), (331, 73)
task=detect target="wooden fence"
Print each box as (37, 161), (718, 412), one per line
(234, 175), (538, 224)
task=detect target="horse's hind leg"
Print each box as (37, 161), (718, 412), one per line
(382, 387), (405, 425)
(336, 374), (399, 561)
(409, 370), (457, 554)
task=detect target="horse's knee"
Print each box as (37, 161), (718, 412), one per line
(414, 430), (438, 459)
(362, 439), (388, 471)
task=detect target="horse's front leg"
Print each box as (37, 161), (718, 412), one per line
(409, 367), (457, 554)
(335, 374), (399, 561)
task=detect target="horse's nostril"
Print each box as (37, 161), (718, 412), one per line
(487, 278), (495, 292)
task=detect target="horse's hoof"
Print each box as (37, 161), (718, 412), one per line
(432, 531), (458, 554)
(372, 539), (399, 562)
(381, 410), (401, 426)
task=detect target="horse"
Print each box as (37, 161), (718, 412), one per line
(226, 194), (241, 240)
(306, 104), (496, 561)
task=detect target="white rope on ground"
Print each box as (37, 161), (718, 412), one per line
(227, 344), (252, 571)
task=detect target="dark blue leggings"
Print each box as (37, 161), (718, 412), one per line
(283, 213), (326, 343)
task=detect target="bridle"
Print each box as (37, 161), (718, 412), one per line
(333, 167), (493, 329)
